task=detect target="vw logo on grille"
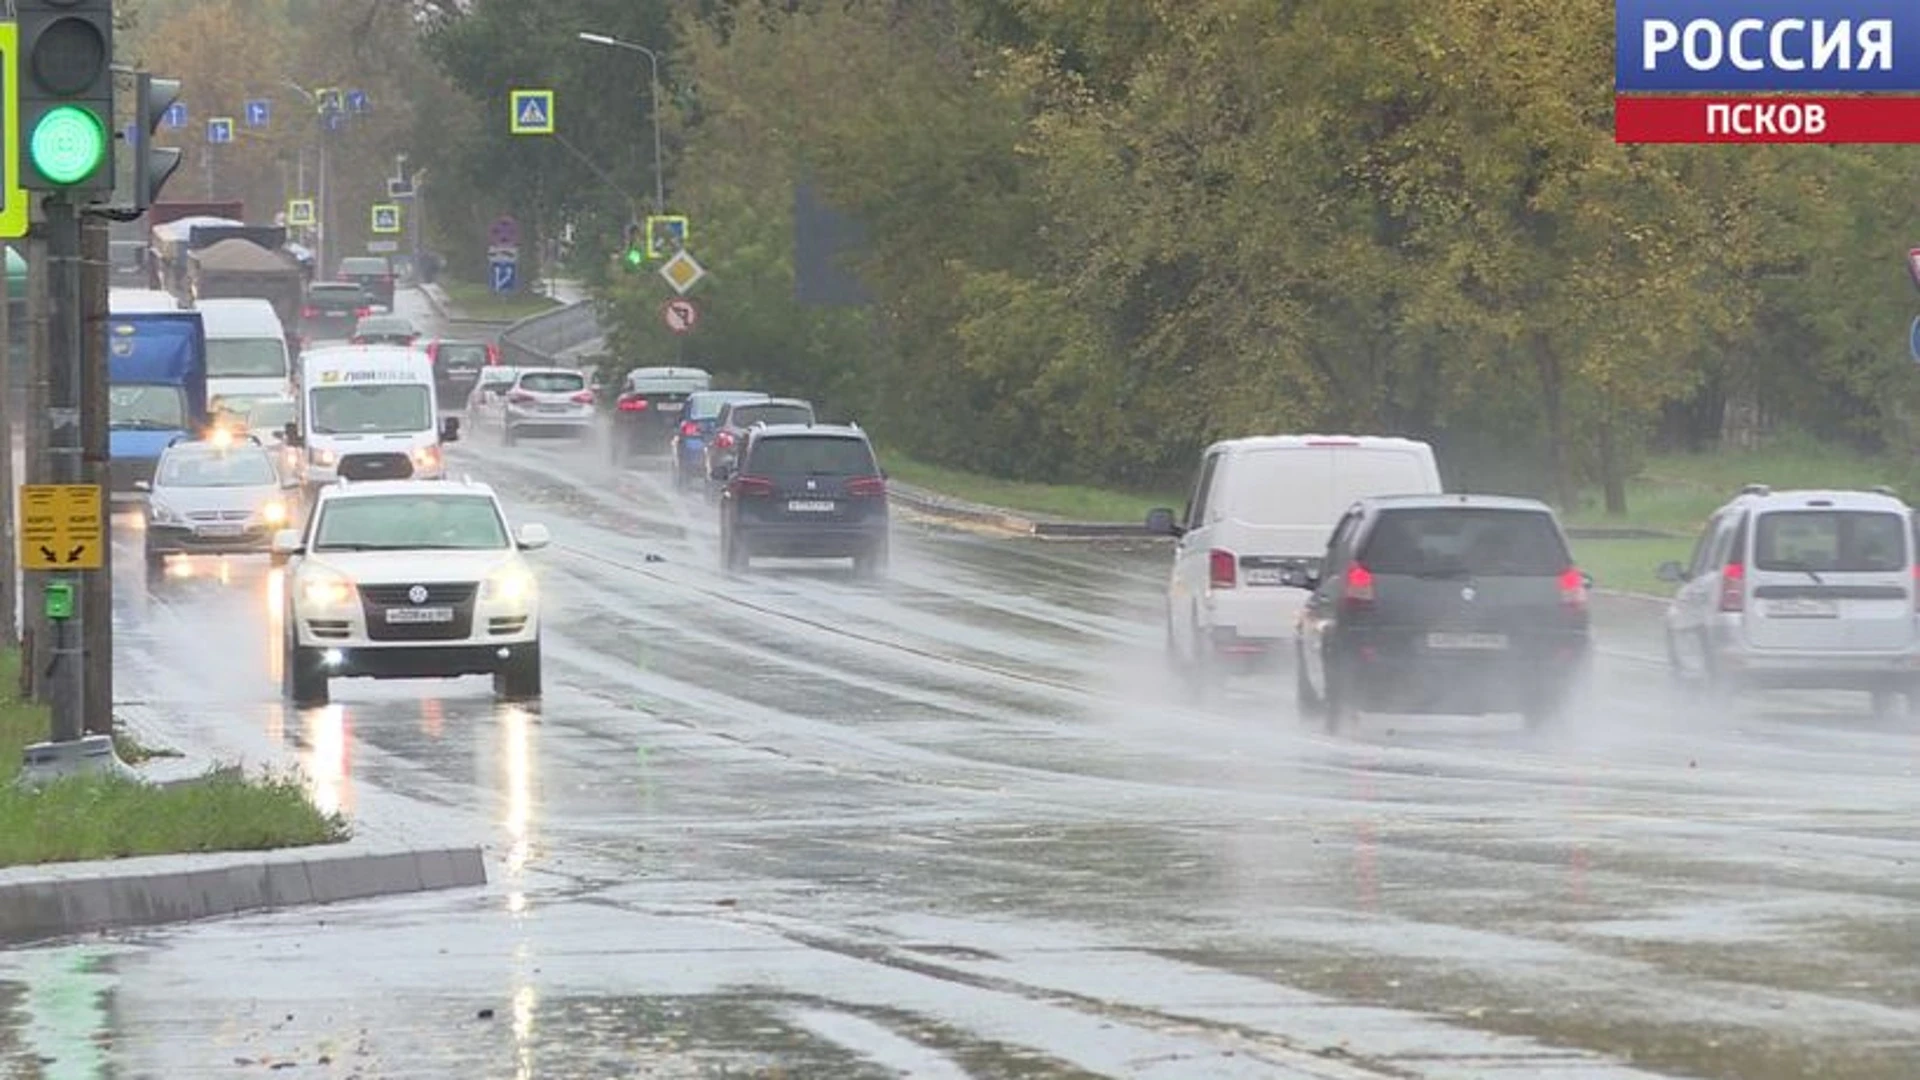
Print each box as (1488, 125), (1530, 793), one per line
(408, 585), (429, 604)
(1461, 586), (1476, 602)
(805, 479), (817, 491)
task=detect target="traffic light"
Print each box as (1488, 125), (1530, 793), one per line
(133, 74), (184, 211)
(17, 0), (115, 192)
(622, 222), (644, 269)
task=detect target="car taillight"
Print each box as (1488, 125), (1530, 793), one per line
(571, 390), (595, 405)
(1208, 549), (1236, 589)
(715, 431), (735, 448)
(508, 390), (536, 404)
(1558, 566), (1589, 611)
(356, 307), (371, 317)
(1718, 561), (1745, 612)
(1343, 562), (1376, 606)
(301, 306), (318, 318)
(678, 420), (699, 437)
(733, 475), (774, 497)
(847, 475), (887, 497)
(617, 397), (648, 412)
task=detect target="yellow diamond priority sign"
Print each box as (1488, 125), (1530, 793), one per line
(658, 250), (705, 295)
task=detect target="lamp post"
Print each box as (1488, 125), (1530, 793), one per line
(283, 80), (330, 272)
(576, 31), (667, 215)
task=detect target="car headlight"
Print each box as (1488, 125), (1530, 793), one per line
(148, 500), (181, 525)
(315, 448), (338, 467)
(299, 569), (355, 609)
(482, 564), (536, 605)
(411, 445), (440, 472)
(260, 499), (288, 526)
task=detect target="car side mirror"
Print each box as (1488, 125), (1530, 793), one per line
(133, 479), (150, 492)
(440, 416), (461, 442)
(269, 528), (303, 566)
(1144, 507), (1182, 537)
(282, 421), (303, 447)
(1656, 560), (1687, 584)
(516, 523), (551, 551)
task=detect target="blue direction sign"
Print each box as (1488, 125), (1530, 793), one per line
(346, 90), (371, 114)
(245, 99), (270, 128)
(208, 117), (234, 144)
(490, 258), (519, 294)
(163, 102), (188, 129)
(321, 111), (344, 133)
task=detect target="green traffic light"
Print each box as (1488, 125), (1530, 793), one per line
(623, 247), (644, 268)
(30, 105), (108, 185)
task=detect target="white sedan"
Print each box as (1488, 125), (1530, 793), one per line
(274, 478), (549, 707)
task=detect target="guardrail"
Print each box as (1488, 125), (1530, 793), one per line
(497, 298), (601, 367)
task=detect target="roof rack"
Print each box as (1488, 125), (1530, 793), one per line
(1870, 484), (1899, 497)
(1738, 483), (1771, 497)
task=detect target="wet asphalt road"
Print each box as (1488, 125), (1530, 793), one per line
(3, 294), (1918, 1078)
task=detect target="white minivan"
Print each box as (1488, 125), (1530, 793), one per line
(286, 344), (459, 497)
(1147, 435), (1442, 676)
(198, 297), (293, 419)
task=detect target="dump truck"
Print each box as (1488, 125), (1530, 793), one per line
(187, 235), (305, 334)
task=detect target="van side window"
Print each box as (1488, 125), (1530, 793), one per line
(1185, 453), (1220, 531)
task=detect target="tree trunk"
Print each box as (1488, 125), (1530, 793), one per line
(1598, 416), (1628, 516)
(1534, 338), (1576, 511)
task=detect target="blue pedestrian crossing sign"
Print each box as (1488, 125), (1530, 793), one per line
(645, 215), (688, 260)
(491, 258), (519, 294)
(245, 99), (270, 128)
(287, 199), (316, 227)
(347, 90), (371, 115)
(371, 204), (402, 234)
(163, 102), (188, 129)
(208, 117), (234, 144)
(317, 88), (343, 114)
(509, 89), (555, 135)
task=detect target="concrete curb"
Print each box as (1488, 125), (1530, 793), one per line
(0, 844), (486, 947)
(888, 482), (1162, 541)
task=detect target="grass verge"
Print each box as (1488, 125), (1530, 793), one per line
(884, 454), (1175, 523)
(440, 279), (564, 321)
(0, 652), (347, 868)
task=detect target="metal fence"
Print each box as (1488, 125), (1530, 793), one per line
(497, 299), (601, 368)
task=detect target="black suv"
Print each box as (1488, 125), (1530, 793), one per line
(336, 256), (396, 311)
(1285, 495), (1592, 731)
(715, 424), (889, 577)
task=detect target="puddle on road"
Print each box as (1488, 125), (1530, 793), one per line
(0, 947), (122, 1080)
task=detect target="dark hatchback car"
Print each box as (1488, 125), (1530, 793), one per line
(610, 366), (711, 463)
(1285, 494), (1592, 731)
(715, 424), (889, 577)
(425, 338), (498, 408)
(671, 390), (767, 490)
(301, 283), (371, 342)
(336, 256), (396, 311)
(351, 314), (419, 346)
(703, 397), (816, 494)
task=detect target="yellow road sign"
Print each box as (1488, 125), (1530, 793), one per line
(20, 484), (103, 570)
(658, 250), (705, 295)
(0, 25), (29, 240)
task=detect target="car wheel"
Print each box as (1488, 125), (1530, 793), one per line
(1323, 655), (1358, 733)
(854, 539), (889, 581)
(502, 423), (518, 447)
(144, 547), (166, 585)
(493, 639), (542, 702)
(723, 531), (750, 574)
(1295, 644), (1324, 718)
(1871, 690), (1903, 720)
(1523, 691), (1567, 731)
(284, 632), (329, 708)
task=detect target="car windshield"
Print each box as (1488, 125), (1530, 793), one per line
(1360, 507), (1570, 577)
(690, 394), (762, 420)
(313, 494), (509, 552)
(247, 400), (295, 429)
(519, 371), (584, 393)
(207, 338), (288, 379)
(1754, 510), (1907, 573)
(109, 385), (187, 430)
(732, 403), (814, 428)
(437, 344), (488, 369)
(309, 384), (431, 435)
(748, 436), (876, 476)
(158, 449), (278, 487)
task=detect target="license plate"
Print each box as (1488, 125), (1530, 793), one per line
(538, 403), (572, 413)
(658, 402), (683, 413)
(385, 607), (454, 624)
(787, 499), (836, 513)
(1244, 567), (1285, 586)
(1427, 632), (1508, 650)
(1764, 598), (1838, 618)
(195, 524), (244, 538)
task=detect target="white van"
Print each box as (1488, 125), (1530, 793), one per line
(288, 344), (459, 494)
(197, 297), (292, 417)
(1148, 435), (1442, 675)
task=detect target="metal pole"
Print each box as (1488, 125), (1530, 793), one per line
(79, 217), (110, 737)
(645, 52), (665, 214)
(317, 131), (329, 274)
(22, 237), (49, 700)
(41, 200), (84, 740)
(0, 243), (15, 647)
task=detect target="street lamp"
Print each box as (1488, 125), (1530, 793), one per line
(576, 31), (667, 215)
(284, 80), (331, 274)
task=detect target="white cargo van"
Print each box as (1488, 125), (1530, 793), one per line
(198, 297), (292, 417)
(287, 344), (459, 495)
(1147, 435), (1442, 676)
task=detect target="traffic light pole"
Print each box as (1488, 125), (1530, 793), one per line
(80, 215), (111, 736)
(39, 199), (83, 743)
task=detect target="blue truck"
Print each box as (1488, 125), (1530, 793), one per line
(108, 310), (208, 497)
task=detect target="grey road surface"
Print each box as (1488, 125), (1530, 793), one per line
(1, 292), (1915, 1079)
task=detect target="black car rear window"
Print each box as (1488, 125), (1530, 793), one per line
(437, 345), (488, 368)
(748, 436), (875, 476)
(732, 403), (813, 428)
(519, 371), (585, 393)
(1361, 507), (1570, 576)
(1754, 510), (1907, 573)
(310, 286), (362, 303)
